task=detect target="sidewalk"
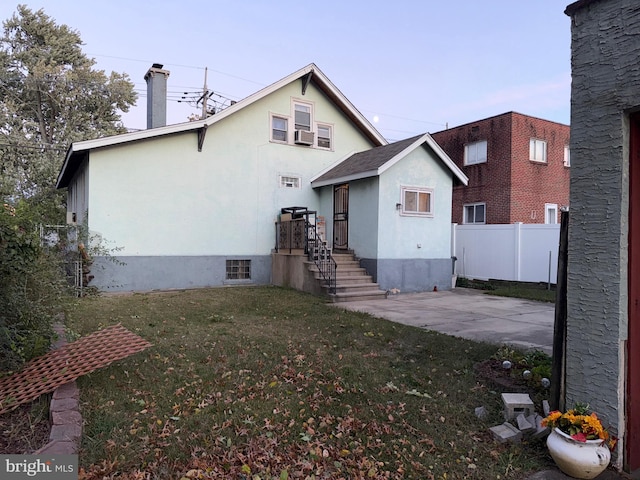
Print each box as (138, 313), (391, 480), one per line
(334, 287), (555, 354)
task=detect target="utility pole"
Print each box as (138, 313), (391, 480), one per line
(200, 67), (208, 119)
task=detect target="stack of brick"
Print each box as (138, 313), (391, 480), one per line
(488, 393), (549, 444)
(34, 322), (82, 455)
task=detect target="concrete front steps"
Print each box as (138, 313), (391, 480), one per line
(309, 251), (387, 302)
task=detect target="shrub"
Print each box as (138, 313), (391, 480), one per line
(0, 203), (69, 373)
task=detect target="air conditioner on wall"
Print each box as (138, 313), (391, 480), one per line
(294, 129), (314, 146)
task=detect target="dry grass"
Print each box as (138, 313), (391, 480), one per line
(66, 286), (551, 479)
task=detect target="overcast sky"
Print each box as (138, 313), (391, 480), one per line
(1, 1), (572, 141)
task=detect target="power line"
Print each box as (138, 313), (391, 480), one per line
(87, 53), (267, 87)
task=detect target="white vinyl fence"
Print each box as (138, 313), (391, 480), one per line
(451, 223), (560, 284)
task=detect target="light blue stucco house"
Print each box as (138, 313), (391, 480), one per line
(56, 63), (467, 295)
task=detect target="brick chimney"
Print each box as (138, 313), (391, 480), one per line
(144, 63), (170, 129)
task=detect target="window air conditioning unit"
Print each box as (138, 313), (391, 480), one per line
(294, 129), (314, 146)
(66, 211), (77, 225)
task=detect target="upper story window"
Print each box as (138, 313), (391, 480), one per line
(464, 202), (486, 224)
(401, 186), (433, 217)
(545, 203), (558, 224)
(317, 124), (332, 149)
(530, 138), (547, 163)
(464, 140), (487, 166)
(294, 103), (311, 131)
(271, 115), (288, 143)
(564, 145), (570, 167)
(270, 99), (332, 149)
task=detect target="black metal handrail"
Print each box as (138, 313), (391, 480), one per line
(274, 207), (336, 294)
(306, 224), (336, 294)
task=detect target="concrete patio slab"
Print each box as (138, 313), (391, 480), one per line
(332, 287), (555, 354)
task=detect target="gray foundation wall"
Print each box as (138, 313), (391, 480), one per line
(88, 255), (272, 292)
(566, 0), (640, 437)
(360, 258), (452, 293)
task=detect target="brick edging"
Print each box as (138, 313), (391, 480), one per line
(34, 322), (82, 455)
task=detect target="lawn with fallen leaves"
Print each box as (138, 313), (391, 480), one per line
(66, 286), (551, 479)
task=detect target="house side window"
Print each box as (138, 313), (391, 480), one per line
(271, 115), (288, 143)
(464, 203), (485, 224)
(294, 103), (311, 131)
(279, 175), (300, 188)
(226, 259), (251, 280)
(317, 124), (332, 149)
(401, 187), (433, 217)
(464, 140), (487, 166)
(530, 138), (547, 163)
(545, 203), (558, 224)
(564, 145), (570, 167)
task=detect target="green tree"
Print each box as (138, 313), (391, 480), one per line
(0, 4), (137, 223)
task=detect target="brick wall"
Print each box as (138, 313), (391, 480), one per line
(432, 112), (569, 224)
(509, 113), (570, 223)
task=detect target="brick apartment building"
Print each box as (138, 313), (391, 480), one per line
(431, 111), (570, 224)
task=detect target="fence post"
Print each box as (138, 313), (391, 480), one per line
(451, 223), (458, 274)
(514, 222), (523, 281)
(550, 210), (569, 411)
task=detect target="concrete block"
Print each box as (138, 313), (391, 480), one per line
(49, 423), (82, 443)
(501, 393), (534, 420)
(53, 382), (79, 400)
(475, 406), (488, 419)
(490, 422), (522, 444)
(531, 414), (550, 439)
(542, 399), (551, 417)
(34, 440), (78, 455)
(52, 410), (82, 427)
(516, 413), (534, 433)
(50, 396), (79, 413)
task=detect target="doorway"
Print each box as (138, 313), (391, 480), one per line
(628, 113), (640, 471)
(333, 184), (349, 251)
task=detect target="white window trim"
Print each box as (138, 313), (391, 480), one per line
(530, 138), (548, 163)
(564, 145), (570, 167)
(400, 186), (434, 217)
(545, 203), (558, 224)
(279, 174), (301, 189)
(464, 140), (487, 166)
(316, 122), (333, 150)
(270, 112), (288, 144)
(463, 202), (486, 224)
(292, 98), (314, 132)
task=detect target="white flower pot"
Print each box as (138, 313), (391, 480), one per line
(546, 428), (611, 479)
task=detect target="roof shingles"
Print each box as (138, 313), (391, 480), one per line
(314, 134), (423, 183)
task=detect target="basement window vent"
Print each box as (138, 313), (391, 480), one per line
(226, 259), (251, 280)
(280, 175), (301, 188)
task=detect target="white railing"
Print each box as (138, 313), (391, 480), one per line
(452, 223), (560, 284)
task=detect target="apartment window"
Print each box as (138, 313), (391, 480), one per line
(279, 175), (300, 188)
(464, 140), (487, 165)
(530, 138), (547, 163)
(401, 187), (433, 216)
(545, 203), (558, 224)
(272, 115), (288, 142)
(464, 203), (486, 224)
(564, 145), (570, 167)
(294, 103), (311, 131)
(317, 124), (332, 149)
(226, 259), (251, 280)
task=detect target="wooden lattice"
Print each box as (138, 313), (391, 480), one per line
(0, 324), (152, 415)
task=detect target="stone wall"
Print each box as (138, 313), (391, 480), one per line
(565, 0), (640, 449)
